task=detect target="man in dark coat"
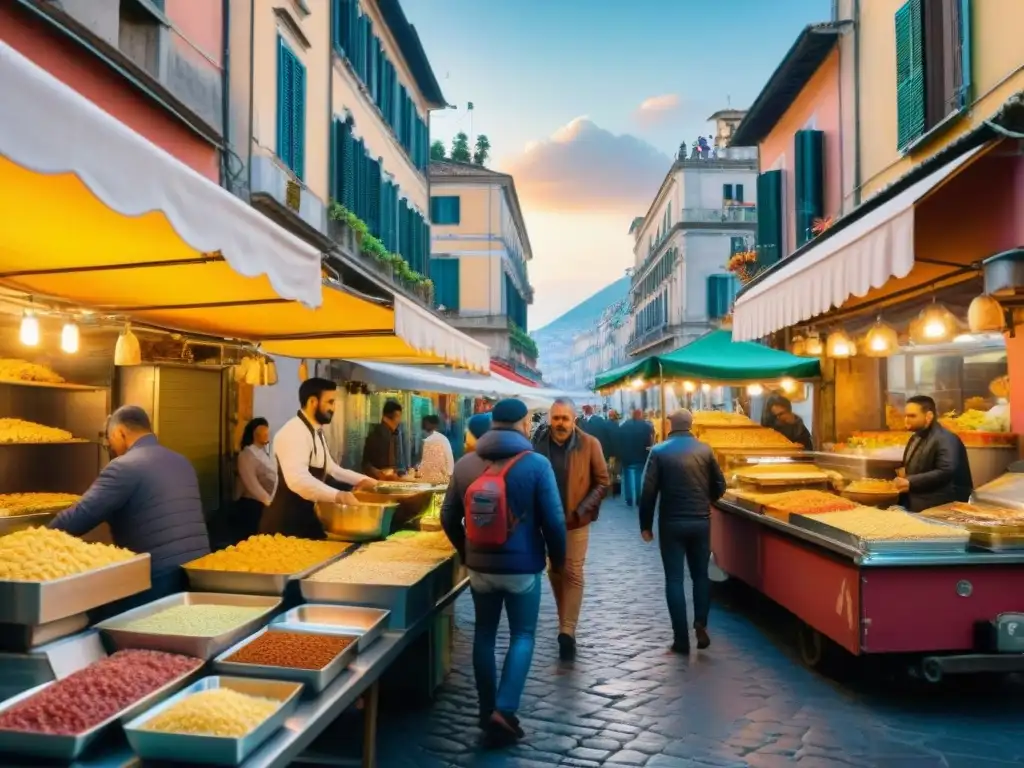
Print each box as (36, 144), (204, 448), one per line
(362, 399), (405, 478)
(895, 395), (973, 512)
(767, 396), (814, 450)
(50, 405), (211, 616)
(618, 409), (655, 506)
(639, 409), (727, 655)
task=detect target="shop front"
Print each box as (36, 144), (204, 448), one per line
(709, 134), (1024, 678)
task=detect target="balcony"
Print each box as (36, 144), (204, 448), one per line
(250, 153), (328, 236)
(680, 206), (757, 224)
(626, 323), (679, 355)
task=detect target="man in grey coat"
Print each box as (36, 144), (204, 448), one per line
(50, 405), (210, 614)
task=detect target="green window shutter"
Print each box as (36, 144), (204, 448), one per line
(340, 124), (355, 211)
(723, 183), (733, 201)
(429, 259), (460, 311)
(430, 196), (460, 225)
(707, 274), (738, 320)
(756, 170), (783, 266)
(292, 57), (306, 180)
(730, 236), (745, 255)
(367, 157), (381, 238)
(794, 129), (824, 247)
(895, 0), (925, 150)
(275, 38), (292, 168)
(735, 184), (744, 203)
(366, 20), (376, 99)
(957, 0), (972, 109)
(330, 118), (340, 201)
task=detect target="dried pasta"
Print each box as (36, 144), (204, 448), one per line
(0, 528), (135, 581)
(805, 509), (968, 541)
(0, 418), (75, 444)
(0, 359), (64, 384)
(118, 605), (266, 637)
(140, 688), (278, 737)
(0, 492), (81, 518)
(185, 535), (346, 574)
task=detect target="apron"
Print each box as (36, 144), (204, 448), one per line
(259, 412), (331, 540)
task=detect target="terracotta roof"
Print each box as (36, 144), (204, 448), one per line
(429, 160), (508, 179)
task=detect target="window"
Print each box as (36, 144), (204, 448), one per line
(276, 37), (306, 179)
(895, 0), (971, 150)
(430, 196), (461, 225)
(723, 183), (734, 202)
(730, 236), (747, 255)
(429, 258), (460, 311)
(794, 130), (824, 247)
(755, 170), (783, 265)
(735, 184), (744, 204)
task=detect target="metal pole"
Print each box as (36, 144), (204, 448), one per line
(658, 360), (666, 437)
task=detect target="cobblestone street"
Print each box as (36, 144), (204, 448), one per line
(378, 498), (1024, 768)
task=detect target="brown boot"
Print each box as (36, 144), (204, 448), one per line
(695, 624), (711, 650)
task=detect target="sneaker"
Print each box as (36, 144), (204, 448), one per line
(670, 640), (691, 655)
(485, 711), (524, 743)
(695, 624), (711, 650)
(558, 633), (577, 661)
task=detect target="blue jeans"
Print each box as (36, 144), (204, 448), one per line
(470, 573), (541, 716)
(622, 463), (645, 505)
(659, 519), (712, 643)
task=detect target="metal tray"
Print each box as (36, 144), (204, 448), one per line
(300, 565), (438, 630)
(0, 613), (89, 653)
(0, 553), (151, 625)
(374, 482), (445, 494)
(789, 514), (969, 554)
(0, 511), (62, 536)
(213, 626), (359, 694)
(316, 501), (399, 542)
(969, 531), (1024, 552)
(720, 493), (766, 515)
(0, 658), (200, 760)
(270, 604), (389, 651)
(182, 546), (352, 596)
(124, 676), (302, 766)
(96, 592), (282, 660)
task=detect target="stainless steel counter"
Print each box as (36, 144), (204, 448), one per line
(59, 577), (470, 768)
(715, 501), (1024, 568)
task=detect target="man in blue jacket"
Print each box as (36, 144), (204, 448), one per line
(442, 398), (566, 744)
(50, 405), (211, 615)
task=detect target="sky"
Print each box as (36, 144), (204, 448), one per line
(402, 0), (834, 330)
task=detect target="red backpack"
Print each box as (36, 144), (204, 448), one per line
(464, 452), (529, 548)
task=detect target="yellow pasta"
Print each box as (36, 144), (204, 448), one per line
(805, 509), (968, 541)
(0, 359), (64, 384)
(0, 528), (135, 581)
(309, 554), (435, 585)
(119, 605), (266, 637)
(0, 418), (75, 444)
(0, 492), (81, 517)
(141, 688), (278, 737)
(185, 535), (346, 574)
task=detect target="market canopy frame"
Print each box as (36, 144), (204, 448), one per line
(595, 331), (821, 392)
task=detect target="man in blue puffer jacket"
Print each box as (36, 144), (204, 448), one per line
(442, 398), (567, 744)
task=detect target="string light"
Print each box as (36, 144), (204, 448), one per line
(19, 312), (39, 346)
(780, 378), (797, 393)
(701, 383), (712, 393)
(826, 330), (855, 358)
(747, 383), (764, 396)
(60, 321), (79, 354)
(682, 381), (696, 393)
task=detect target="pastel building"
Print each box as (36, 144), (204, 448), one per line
(428, 160), (539, 379)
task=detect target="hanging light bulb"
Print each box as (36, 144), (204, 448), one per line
(804, 335), (823, 356)
(701, 383), (712, 394)
(114, 323), (142, 366)
(791, 336), (807, 356)
(863, 318), (899, 358)
(19, 312), (39, 346)
(630, 377), (645, 390)
(747, 383), (764, 396)
(913, 301), (956, 343)
(60, 321), (79, 354)
(826, 330), (855, 358)
(780, 377), (797, 394)
(682, 381), (696, 393)
(967, 294), (1007, 333)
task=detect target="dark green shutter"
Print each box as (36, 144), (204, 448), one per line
(292, 58), (306, 180)
(367, 157), (381, 237)
(429, 258), (459, 310)
(330, 118), (341, 201)
(895, 0), (925, 150)
(756, 170), (783, 266)
(957, 0), (972, 109)
(275, 38), (292, 168)
(707, 274), (738, 320)
(340, 123), (355, 211)
(794, 129), (824, 246)
(735, 184), (744, 203)
(723, 184), (733, 201)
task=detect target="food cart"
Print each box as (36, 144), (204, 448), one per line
(712, 445), (1024, 681)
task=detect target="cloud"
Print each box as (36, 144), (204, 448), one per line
(500, 117), (670, 212)
(634, 93), (681, 124)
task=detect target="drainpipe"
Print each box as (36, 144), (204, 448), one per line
(852, 0), (862, 206)
(246, 0), (255, 197)
(220, 0), (230, 188)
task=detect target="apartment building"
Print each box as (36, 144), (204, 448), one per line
(626, 112), (757, 358)
(428, 160), (539, 379)
(228, 0), (445, 308)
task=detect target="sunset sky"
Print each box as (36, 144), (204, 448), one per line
(403, 0), (832, 329)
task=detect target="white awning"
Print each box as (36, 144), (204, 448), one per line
(393, 297), (492, 372)
(732, 145), (987, 341)
(0, 40), (322, 309)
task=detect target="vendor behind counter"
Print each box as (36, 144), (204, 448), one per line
(49, 405), (211, 617)
(362, 399), (406, 479)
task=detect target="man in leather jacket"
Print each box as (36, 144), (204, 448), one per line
(639, 409), (726, 654)
(534, 398), (610, 660)
(894, 395), (973, 512)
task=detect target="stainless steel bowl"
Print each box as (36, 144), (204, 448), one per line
(315, 501), (399, 541)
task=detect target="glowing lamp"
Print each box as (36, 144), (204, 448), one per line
(682, 381), (696, 393)
(780, 377), (797, 394)
(747, 383), (764, 396)
(863, 319), (898, 358)
(803, 335), (823, 356)
(825, 330), (855, 359)
(19, 312), (39, 347)
(701, 383), (712, 393)
(60, 322), (79, 354)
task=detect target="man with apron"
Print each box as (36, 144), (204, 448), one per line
(260, 377), (377, 539)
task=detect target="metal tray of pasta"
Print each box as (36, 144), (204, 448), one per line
(212, 626), (359, 694)
(182, 546), (352, 596)
(270, 604), (390, 651)
(0, 660), (201, 760)
(95, 592), (282, 660)
(124, 676), (302, 766)
(0, 553), (151, 625)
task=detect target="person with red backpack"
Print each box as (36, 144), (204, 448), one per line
(441, 398), (567, 744)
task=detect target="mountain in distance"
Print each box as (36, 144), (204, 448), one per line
(534, 275), (630, 388)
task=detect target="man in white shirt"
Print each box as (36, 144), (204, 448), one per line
(259, 377), (377, 539)
(419, 414), (455, 482)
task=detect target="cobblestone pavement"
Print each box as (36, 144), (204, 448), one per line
(378, 499), (1024, 767)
